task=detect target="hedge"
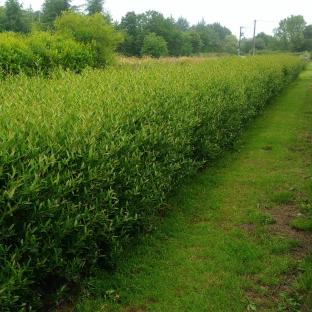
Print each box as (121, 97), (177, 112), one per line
(0, 55), (304, 310)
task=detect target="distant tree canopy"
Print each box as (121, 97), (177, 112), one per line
(222, 34), (238, 54)
(241, 32), (279, 54)
(1, 0), (31, 32)
(86, 0), (104, 15)
(240, 16), (312, 55)
(275, 15), (306, 51)
(42, 0), (71, 27)
(117, 11), (236, 57)
(141, 32), (168, 57)
(303, 24), (312, 50)
(176, 17), (189, 32)
(0, 1), (311, 58)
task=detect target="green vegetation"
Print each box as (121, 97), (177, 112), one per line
(76, 63), (312, 312)
(41, 0), (71, 28)
(240, 15), (312, 55)
(86, 0), (104, 16)
(0, 0), (311, 59)
(141, 33), (168, 58)
(0, 31), (92, 75)
(0, 55), (304, 311)
(2, 0), (31, 33)
(0, 1), (121, 75)
(54, 12), (122, 67)
(276, 15), (307, 52)
(291, 201), (312, 231)
(0, 12), (121, 76)
(117, 11), (237, 57)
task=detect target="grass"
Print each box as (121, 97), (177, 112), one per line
(75, 64), (312, 312)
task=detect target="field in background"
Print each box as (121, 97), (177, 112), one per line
(116, 54), (225, 65)
(116, 52), (311, 66)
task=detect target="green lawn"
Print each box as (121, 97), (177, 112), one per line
(75, 64), (312, 312)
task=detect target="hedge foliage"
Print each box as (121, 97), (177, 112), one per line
(0, 55), (304, 310)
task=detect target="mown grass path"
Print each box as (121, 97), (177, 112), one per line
(76, 64), (312, 312)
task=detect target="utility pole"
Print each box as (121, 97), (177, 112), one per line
(252, 20), (257, 56)
(238, 26), (244, 56)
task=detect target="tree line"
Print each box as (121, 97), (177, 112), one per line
(0, 0), (311, 58)
(0, 0), (107, 32)
(116, 12), (238, 57)
(0, 0), (238, 57)
(241, 16), (312, 54)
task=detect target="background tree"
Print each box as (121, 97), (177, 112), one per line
(117, 11), (145, 56)
(3, 0), (30, 32)
(23, 6), (42, 29)
(304, 25), (312, 40)
(222, 34), (238, 54)
(241, 38), (252, 54)
(191, 20), (231, 53)
(141, 32), (168, 58)
(275, 15), (306, 51)
(0, 6), (6, 31)
(142, 11), (180, 56)
(176, 17), (189, 31)
(188, 31), (203, 54)
(211, 23), (231, 42)
(117, 11), (235, 57)
(180, 32), (193, 55)
(41, 0), (71, 27)
(86, 0), (104, 15)
(255, 32), (279, 51)
(54, 11), (122, 65)
(192, 22), (218, 52)
(303, 24), (312, 51)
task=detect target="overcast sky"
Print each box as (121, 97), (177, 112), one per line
(4, 0), (312, 37)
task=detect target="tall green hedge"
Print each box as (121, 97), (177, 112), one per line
(0, 55), (304, 310)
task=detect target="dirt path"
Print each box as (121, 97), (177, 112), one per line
(76, 64), (312, 312)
